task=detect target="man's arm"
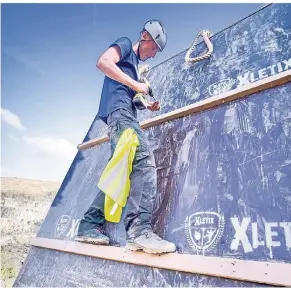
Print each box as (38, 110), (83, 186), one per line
(96, 46), (148, 94)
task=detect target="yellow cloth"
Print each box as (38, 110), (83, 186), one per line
(97, 128), (139, 223)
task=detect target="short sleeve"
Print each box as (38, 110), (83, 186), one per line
(109, 37), (132, 61)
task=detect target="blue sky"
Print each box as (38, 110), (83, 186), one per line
(1, 3), (263, 182)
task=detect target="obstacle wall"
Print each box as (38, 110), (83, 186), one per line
(15, 3), (291, 287)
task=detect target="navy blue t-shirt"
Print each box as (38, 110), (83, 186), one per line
(97, 37), (140, 124)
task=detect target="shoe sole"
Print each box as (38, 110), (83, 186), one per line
(126, 243), (176, 254)
(125, 243), (142, 251)
(75, 236), (109, 245)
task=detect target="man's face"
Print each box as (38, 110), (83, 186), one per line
(139, 32), (160, 61)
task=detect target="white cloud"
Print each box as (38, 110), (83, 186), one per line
(1, 111), (78, 181)
(1, 165), (14, 177)
(1, 157), (69, 182)
(8, 135), (19, 141)
(1, 108), (26, 130)
(22, 135), (77, 161)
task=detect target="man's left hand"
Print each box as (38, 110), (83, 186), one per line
(147, 101), (160, 112)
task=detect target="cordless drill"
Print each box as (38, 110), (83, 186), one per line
(133, 76), (156, 110)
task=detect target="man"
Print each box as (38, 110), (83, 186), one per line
(76, 20), (176, 254)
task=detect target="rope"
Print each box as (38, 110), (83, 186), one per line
(185, 30), (213, 63)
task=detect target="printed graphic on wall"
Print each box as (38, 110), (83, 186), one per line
(185, 212), (225, 252)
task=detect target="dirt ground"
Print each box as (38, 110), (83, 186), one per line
(1, 177), (60, 287)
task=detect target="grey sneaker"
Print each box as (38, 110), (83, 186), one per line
(126, 231), (176, 254)
(75, 227), (110, 245)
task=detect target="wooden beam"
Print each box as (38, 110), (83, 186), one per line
(78, 135), (109, 150)
(78, 70), (291, 150)
(31, 237), (291, 286)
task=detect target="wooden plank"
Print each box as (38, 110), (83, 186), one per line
(31, 237), (291, 286)
(78, 135), (109, 150)
(77, 70), (291, 150)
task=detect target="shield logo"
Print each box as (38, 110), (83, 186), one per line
(185, 212), (225, 252)
(208, 78), (235, 96)
(55, 215), (72, 238)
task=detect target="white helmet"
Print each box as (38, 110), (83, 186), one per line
(143, 20), (167, 51)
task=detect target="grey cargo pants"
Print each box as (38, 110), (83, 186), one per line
(78, 109), (157, 240)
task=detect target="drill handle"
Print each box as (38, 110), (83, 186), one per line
(139, 77), (155, 99)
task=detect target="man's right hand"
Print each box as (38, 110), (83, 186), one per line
(134, 82), (149, 94)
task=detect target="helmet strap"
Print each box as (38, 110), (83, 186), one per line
(137, 30), (155, 60)
(137, 39), (148, 61)
(137, 41), (142, 60)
